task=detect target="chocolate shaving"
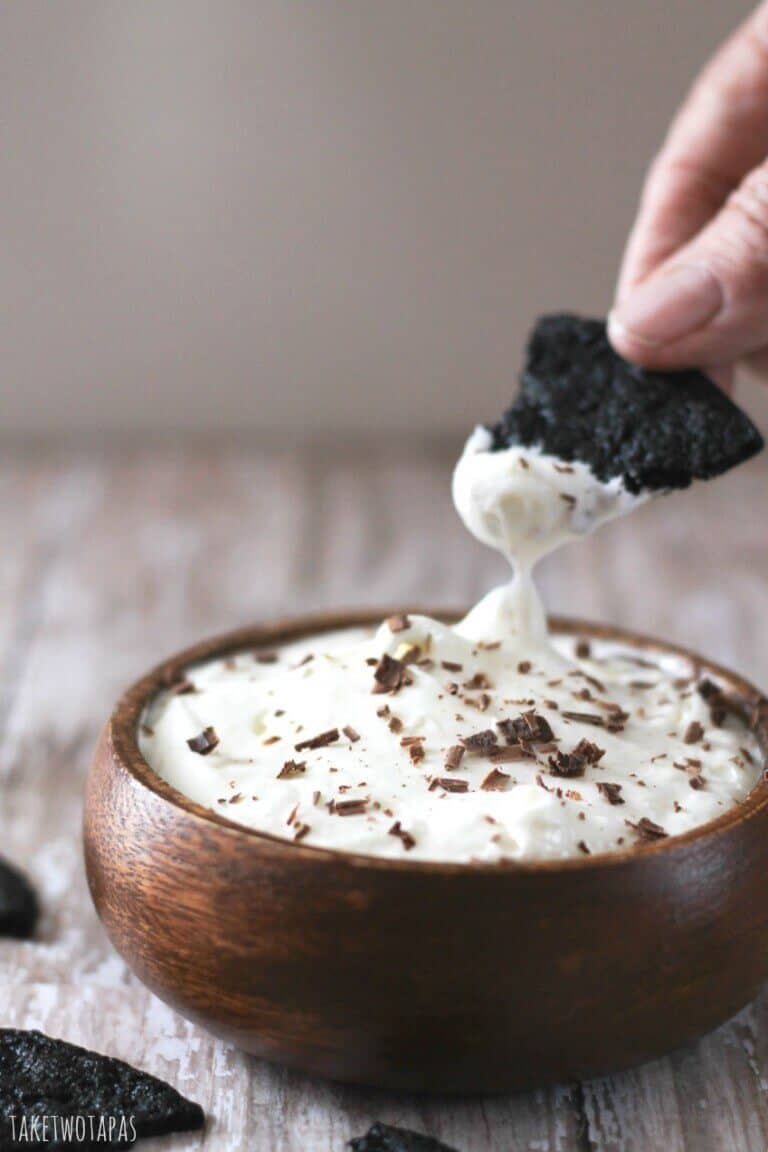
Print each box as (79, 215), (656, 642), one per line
(278, 759), (307, 779)
(332, 797), (369, 816)
(683, 720), (704, 745)
(548, 749), (586, 778)
(572, 738), (606, 764)
(463, 672), (492, 690)
(409, 742), (425, 764)
(389, 821), (416, 850)
(575, 639), (591, 659)
(388, 715), (404, 734)
(463, 692), (492, 712)
(577, 840), (591, 854)
(689, 774), (706, 790)
(387, 613), (411, 633)
(401, 735), (425, 747)
(697, 677), (721, 701)
(696, 677), (739, 726)
(186, 727), (219, 756)
(429, 777), (469, 793)
(444, 744), (465, 771)
(343, 725), (361, 743)
(460, 729), (498, 753)
(254, 651), (278, 664)
(481, 768), (510, 791)
(560, 709), (625, 732)
(293, 823), (311, 841)
(489, 745), (532, 763)
(623, 654), (657, 669)
(497, 720), (518, 744)
(595, 699), (629, 718)
(372, 654), (411, 695)
(569, 669), (607, 694)
(517, 660), (532, 674)
(441, 660), (463, 672)
(596, 781), (624, 805)
(295, 727), (339, 752)
(498, 710), (555, 745)
(628, 817), (668, 841)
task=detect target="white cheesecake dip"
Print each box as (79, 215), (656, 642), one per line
(139, 432), (763, 862)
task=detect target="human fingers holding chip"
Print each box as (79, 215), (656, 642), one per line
(609, 1), (768, 380)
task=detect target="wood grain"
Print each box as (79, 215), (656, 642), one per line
(2, 441), (768, 1148)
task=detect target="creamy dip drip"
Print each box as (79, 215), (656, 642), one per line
(140, 433), (763, 862)
(452, 426), (646, 641)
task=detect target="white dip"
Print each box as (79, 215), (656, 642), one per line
(140, 431), (763, 862)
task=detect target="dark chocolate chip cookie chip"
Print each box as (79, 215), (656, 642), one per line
(349, 1122), (460, 1152)
(0, 858), (38, 940)
(489, 314), (763, 493)
(0, 1030), (204, 1148)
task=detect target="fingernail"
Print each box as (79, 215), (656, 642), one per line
(609, 263), (723, 348)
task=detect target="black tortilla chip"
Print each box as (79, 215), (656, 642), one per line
(489, 314), (763, 493)
(0, 858), (38, 940)
(0, 1030), (204, 1148)
(349, 1122), (460, 1152)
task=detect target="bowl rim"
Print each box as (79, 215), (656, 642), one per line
(106, 608), (768, 876)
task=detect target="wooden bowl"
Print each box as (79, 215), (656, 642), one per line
(84, 611), (768, 1093)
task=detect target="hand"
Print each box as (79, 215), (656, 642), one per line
(609, 1), (768, 385)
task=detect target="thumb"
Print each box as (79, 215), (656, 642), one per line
(609, 158), (768, 370)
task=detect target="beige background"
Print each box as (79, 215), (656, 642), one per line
(2, 0), (766, 437)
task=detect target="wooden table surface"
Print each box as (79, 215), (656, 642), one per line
(2, 440), (768, 1152)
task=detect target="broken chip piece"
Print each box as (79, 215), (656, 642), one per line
(489, 314), (763, 493)
(0, 1030), (204, 1146)
(349, 1122), (460, 1152)
(0, 858), (38, 940)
